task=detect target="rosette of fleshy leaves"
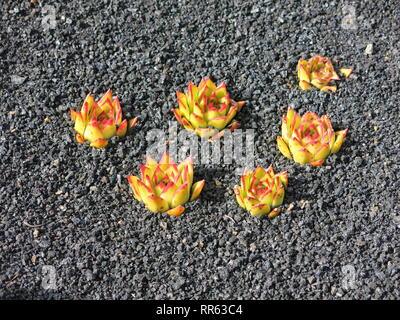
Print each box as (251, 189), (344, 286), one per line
(70, 90), (138, 148)
(277, 107), (348, 166)
(234, 166), (288, 218)
(173, 78), (245, 138)
(127, 152), (205, 216)
(297, 55), (352, 92)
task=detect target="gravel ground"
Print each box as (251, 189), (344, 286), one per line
(1, 0), (399, 300)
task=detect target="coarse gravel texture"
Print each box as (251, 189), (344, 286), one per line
(1, 0), (399, 300)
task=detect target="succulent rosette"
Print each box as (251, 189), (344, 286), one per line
(127, 152), (205, 216)
(297, 55), (341, 92)
(70, 90), (138, 148)
(234, 166), (288, 218)
(277, 107), (348, 166)
(173, 78), (245, 138)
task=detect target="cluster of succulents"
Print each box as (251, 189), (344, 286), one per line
(69, 55), (350, 218)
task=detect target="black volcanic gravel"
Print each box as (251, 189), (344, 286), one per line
(0, 0), (399, 299)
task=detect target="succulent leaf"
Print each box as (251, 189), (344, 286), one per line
(145, 194), (170, 213)
(75, 133), (85, 144)
(190, 180), (205, 201)
(277, 136), (292, 159)
(166, 205), (185, 216)
(90, 138), (108, 149)
(331, 129), (348, 154)
(116, 119), (128, 137)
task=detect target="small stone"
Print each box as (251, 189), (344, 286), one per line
(85, 270), (94, 281)
(251, 7), (260, 14)
(370, 206), (379, 213)
(336, 289), (344, 297)
(355, 239), (366, 246)
(39, 240), (50, 248)
(101, 176), (108, 184)
(299, 200), (308, 209)
(286, 203), (295, 212)
(365, 43), (373, 55)
(160, 221), (167, 230)
(33, 229), (39, 238)
(11, 75), (26, 85)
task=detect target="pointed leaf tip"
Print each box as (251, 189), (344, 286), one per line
(70, 109), (77, 121)
(129, 117), (138, 129)
(75, 133), (85, 144)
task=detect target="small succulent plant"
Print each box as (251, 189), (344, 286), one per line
(297, 55), (342, 92)
(339, 68), (353, 78)
(234, 166), (288, 218)
(70, 90), (138, 148)
(173, 78), (245, 138)
(127, 152), (205, 216)
(277, 107), (348, 166)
